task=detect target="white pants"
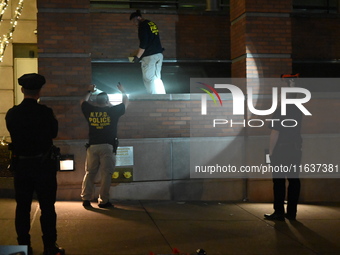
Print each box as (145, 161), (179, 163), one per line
(141, 53), (166, 94)
(81, 144), (116, 204)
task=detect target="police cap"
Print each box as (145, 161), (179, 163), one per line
(18, 73), (46, 90)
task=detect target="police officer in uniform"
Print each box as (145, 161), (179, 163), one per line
(5, 73), (65, 255)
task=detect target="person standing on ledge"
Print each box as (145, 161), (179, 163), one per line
(81, 83), (128, 208)
(130, 9), (166, 94)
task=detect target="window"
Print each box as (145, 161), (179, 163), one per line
(293, 0), (338, 13)
(90, 0), (230, 11)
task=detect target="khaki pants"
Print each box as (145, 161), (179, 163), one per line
(81, 144), (116, 204)
(141, 53), (166, 94)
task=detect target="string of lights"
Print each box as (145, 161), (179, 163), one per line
(0, 0), (10, 22)
(0, 0), (24, 62)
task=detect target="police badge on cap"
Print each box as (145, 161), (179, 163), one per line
(18, 73), (46, 90)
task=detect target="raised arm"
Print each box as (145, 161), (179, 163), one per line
(80, 84), (96, 104)
(117, 83), (129, 109)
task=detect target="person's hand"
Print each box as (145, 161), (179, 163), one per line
(133, 56), (140, 63)
(88, 84), (96, 92)
(117, 82), (126, 93)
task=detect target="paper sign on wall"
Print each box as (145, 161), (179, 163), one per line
(116, 146), (134, 166)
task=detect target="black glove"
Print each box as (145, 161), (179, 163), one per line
(133, 56), (140, 63)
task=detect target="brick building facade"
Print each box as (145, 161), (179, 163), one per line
(0, 0), (339, 201)
(35, 0), (340, 140)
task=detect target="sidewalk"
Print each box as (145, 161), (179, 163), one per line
(0, 199), (339, 255)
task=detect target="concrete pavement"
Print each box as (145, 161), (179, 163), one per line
(0, 199), (339, 255)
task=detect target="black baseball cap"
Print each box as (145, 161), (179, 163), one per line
(130, 10), (142, 20)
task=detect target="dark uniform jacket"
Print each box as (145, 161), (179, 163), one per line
(138, 19), (163, 58)
(6, 98), (58, 156)
(270, 104), (303, 146)
(269, 104), (303, 168)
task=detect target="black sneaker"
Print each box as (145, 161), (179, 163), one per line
(98, 202), (113, 208)
(82, 200), (91, 207)
(43, 243), (65, 255)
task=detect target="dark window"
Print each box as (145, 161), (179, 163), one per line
(293, 0), (338, 13)
(90, 0), (230, 11)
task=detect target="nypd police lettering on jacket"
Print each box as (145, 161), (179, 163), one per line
(88, 111), (111, 129)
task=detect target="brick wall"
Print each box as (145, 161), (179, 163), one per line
(245, 97), (339, 136)
(302, 98), (340, 134)
(246, 58), (292, 80)
(37, 0), (92, 98)
(230, 0), (292, 78)
(245, 16), (291, 55)
(245, 1), (291, 13)
(175, 14), (230, 59)
(45, 99), (87, 140)
(292, 15), (340, 60)
(38, 57), (92, 97)
(230, 15), (245, 60)
(37, 0), (92, 140)
(230, 0), (245, 21)
(231, 58), (246, 78)
(40, 95), (339, 141)
(122, 97), (338, 138)
(119, 100), (192, 138)
(36, 0), (340, 140)
(90, 12), (230, 60)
